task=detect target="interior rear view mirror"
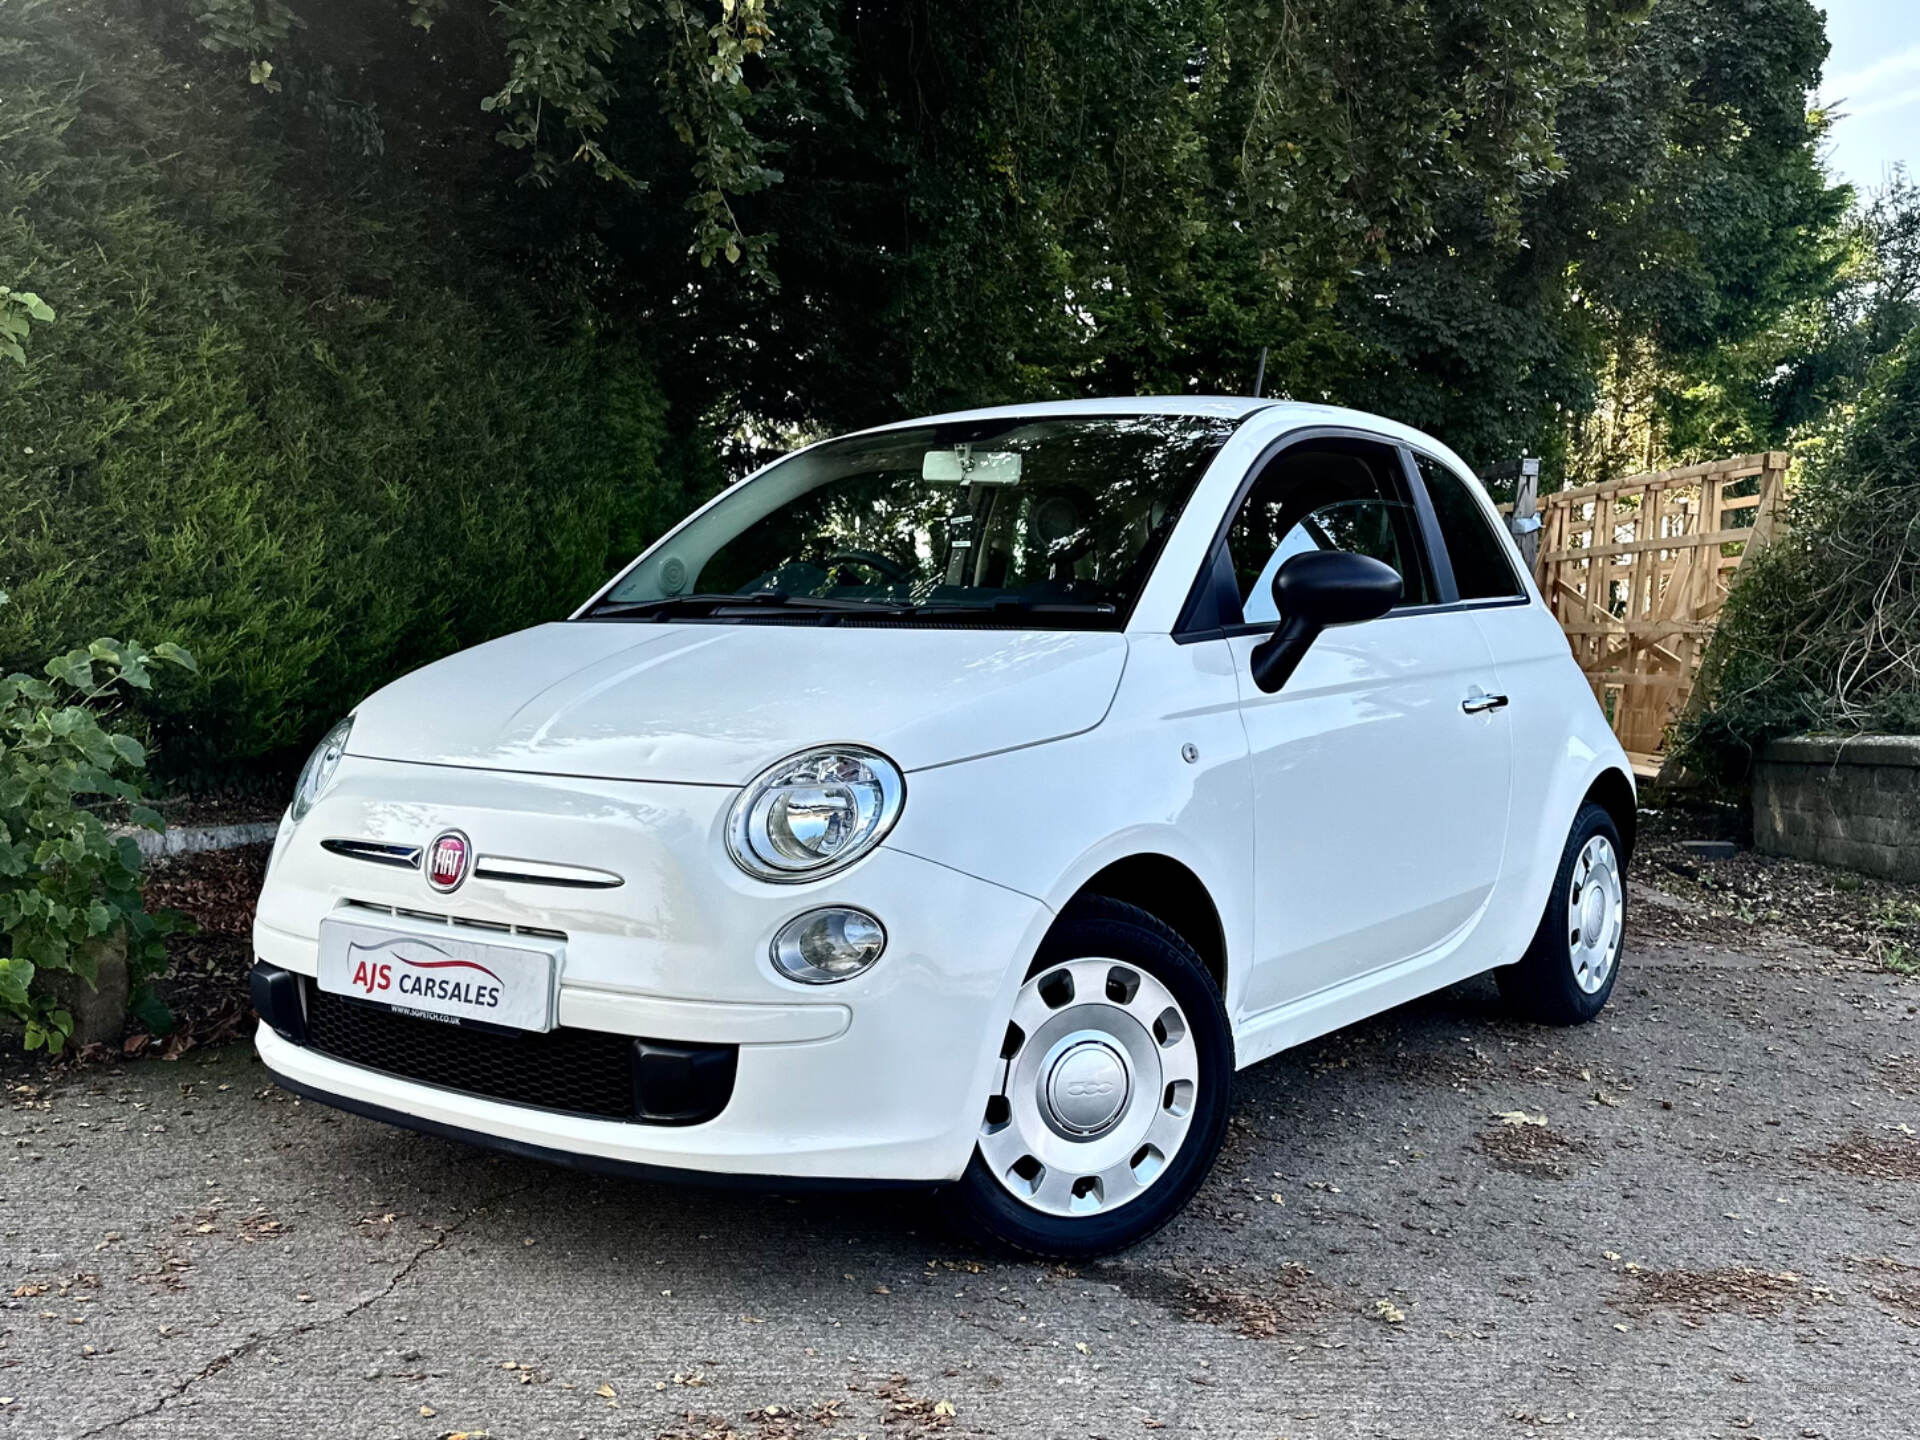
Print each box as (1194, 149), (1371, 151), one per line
(922, 446), (1024, 485)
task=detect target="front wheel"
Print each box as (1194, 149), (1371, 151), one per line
(1497, 802), (1626, 1025)
(948, 897), (1232, 1258)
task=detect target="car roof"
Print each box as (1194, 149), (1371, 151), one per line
(869, 396), (1275, 425)
(850, 397), (1478, 481)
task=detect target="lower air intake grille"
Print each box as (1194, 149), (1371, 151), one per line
(298, 979), (734, 1124)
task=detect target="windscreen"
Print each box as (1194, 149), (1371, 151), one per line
(587, 413), (1241, 629)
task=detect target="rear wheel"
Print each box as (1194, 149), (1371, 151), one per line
(1497, 802), (1626, 1025)
(949, 898), (1232, 1258)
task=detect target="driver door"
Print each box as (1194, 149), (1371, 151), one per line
(1218, 435), (1512, 1017)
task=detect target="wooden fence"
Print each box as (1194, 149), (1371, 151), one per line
(1527, 452), (1790, 776)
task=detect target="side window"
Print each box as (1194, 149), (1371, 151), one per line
(1414, 454), (1527, 601)
(1226, 439), (1435, 624)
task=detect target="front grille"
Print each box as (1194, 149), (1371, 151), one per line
(341, 898), (566, 941)
(303, 983), (640, 1119)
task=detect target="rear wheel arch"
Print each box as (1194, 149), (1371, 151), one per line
(1499, 800), (1625, 1025)
(1581, 767), (1637, 863)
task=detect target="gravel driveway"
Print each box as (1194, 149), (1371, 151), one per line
(6, 881), (1919, 1440)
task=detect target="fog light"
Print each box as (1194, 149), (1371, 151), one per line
(770, 907), (887, 985)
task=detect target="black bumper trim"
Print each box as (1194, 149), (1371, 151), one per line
(250, 961), (307, 1044)
(254, 961), (739, 1125)
(261, 1067), (931, 1194)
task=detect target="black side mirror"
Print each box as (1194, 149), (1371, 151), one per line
(1248, 551), (1402, 694)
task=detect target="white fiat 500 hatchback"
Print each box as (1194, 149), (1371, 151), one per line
(252, 398), (1633, 1255)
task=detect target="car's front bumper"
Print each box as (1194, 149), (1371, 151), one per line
(257, 1052), (932, 1189)
(251, 756), (1051, 1183)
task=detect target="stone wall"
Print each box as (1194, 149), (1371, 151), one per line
(1753, 734), (1920, 880)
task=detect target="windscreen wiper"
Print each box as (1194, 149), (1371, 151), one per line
(583, 592), (781, 619)
(582, 592), (914, 620)
(904, 597), (1118, 621)
(584, 592), (1116, 624)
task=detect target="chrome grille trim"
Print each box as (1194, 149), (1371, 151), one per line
(321, 838), (422, 869)
(341, 898), (568, 942)
(473, 855), (624, 890)
(320, 840), (619, 889)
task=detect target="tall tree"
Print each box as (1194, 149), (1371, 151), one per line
(118, 0), (1856, 471)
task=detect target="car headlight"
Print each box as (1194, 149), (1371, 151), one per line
(726, 746), (905, 883)
(290, 715), (353, 823)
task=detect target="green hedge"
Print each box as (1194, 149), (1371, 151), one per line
(0, 1), (710, 773)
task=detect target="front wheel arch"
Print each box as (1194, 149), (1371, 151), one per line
(1051, 852), (1229, 997)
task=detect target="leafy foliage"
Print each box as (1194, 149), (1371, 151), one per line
(191, 0), (781, 273)
(2, 0), (1872, 779)
(1741, 175), (1920, 445)
(1573, 170), (1916, 480)
(0, 636), (196, 1052)
(1677, 328), (1920, 786)
(1330, 0), (1842, 482)
(0, 287), (55, 367)
(0, 0), (710, 768)
(150, 0), (1846, 478)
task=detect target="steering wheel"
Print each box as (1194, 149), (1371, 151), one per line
(821, 549), (911, 584)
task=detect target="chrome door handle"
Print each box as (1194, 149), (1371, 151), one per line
(1462, 689), (1509, 714)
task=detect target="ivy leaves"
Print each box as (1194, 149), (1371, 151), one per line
(158, 0), (1844, 471)
(0, 638), (196, 1051)
(194, 0), (784, 279)
(479, 0), (782, 274)
(0, 286), (54, 367)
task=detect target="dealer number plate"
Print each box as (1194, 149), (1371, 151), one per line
(316, 917), (559, 1032)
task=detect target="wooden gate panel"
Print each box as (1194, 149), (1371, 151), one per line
(1529, 452), (1789, 776)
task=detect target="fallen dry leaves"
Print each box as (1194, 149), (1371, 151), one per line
(1631, 806), (1920, 965)
(110, 843), (274, 1062)
(657, 1398), (859, 1440)
(1838, 1256), (1920, 1325)
(875, 1375), (956, 1433)
(1478, 1120), (1589, 1180)
(1116, 1260), (1339, 1339)
(1806, 1132), (1920, 1181)
(1493, 1110), (1548, 1127)
(1611, 1265), (1834, 1323)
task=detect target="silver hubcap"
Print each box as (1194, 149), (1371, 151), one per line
(1568, 834), (1624, 994)
(1045, 1038), (1131, 1135)
(980, 958), (1199, 1218)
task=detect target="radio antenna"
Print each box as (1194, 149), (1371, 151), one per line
(1251, 346), (1268, 399)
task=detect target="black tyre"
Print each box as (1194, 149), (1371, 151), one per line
(1497, 802), (1626, 1025)
(948, 896), (1233, 1259)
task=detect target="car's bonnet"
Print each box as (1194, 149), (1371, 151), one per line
(345, 621), (1129, 784)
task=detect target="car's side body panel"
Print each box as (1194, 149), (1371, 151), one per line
(1465, 598), (1632, 963)
(877, 628), (1623, 1080)
(882, 631), (1257, 1017)
(1223, 607), (1513, 1014)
